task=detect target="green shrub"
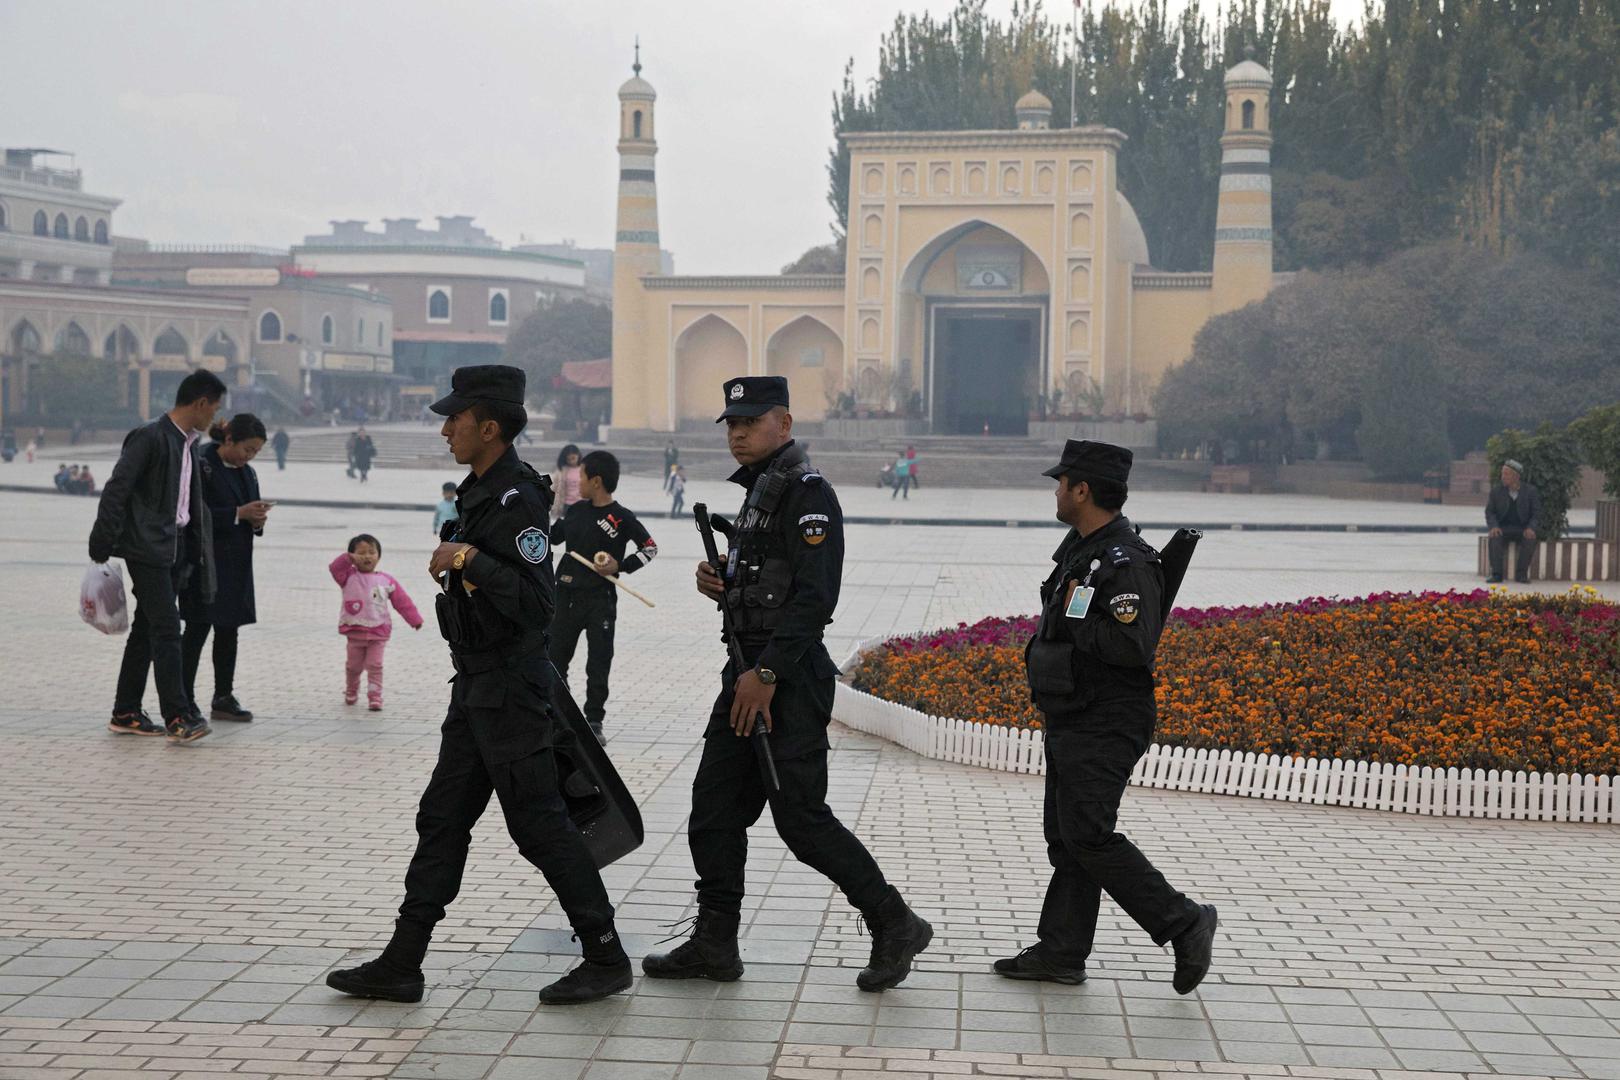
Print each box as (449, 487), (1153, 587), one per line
(1569, 403), (1620, 499)
(1487, 424), (1582, 541)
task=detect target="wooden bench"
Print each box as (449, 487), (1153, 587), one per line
(1476, 536), (1620, 582)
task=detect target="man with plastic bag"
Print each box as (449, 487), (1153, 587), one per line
(87, 370), (225, 743)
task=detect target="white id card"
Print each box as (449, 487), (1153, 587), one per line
(1065, 585), (1095, 619)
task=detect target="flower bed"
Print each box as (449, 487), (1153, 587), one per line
(848, 590), (1620, 776)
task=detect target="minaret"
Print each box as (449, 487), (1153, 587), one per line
(611, 41), (662, 429)
(1210, 47), (1274, 314)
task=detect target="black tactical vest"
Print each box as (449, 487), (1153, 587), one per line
(724, 446), (815, 638)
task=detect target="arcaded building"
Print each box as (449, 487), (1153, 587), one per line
(609, 56), (1278, 436)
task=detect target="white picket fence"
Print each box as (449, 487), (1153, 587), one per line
(833, 684), (1618, 824)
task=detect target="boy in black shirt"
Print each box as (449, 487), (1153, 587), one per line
(548, 451), (656, 742)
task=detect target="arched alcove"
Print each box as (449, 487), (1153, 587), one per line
(673, 314), (748, 424)
(764, 315), (842, 423)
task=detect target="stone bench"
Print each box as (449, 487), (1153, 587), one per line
(1476, 536), (1620, 582)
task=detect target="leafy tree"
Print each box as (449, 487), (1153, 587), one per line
(501, 299), (611, 414)
(1356, 340), (1450, 479)
(1506, 106), (1620, 279)
(31, 354), (120, 420)
(1569, 403), (1620, 499)
(781, 236), (846, 274)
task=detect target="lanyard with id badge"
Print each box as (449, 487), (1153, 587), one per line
(1065, 559), (1102, 620)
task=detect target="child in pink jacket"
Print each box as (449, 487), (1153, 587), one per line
(329, 533), (423, 710)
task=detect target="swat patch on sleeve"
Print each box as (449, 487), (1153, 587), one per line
(799, 512), (830, 546)
(516, 526), (548, 564)
(1110, 592), (1141, 624)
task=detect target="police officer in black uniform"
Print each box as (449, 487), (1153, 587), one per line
(642, 375), (932, 992)
(326, 365), (631, 1006)
(998, 440), (1218, 994)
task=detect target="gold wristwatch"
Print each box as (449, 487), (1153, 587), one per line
(451, 545), (472, 571)
(755, 667), (777, 686)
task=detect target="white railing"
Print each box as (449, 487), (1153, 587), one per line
(833, 684), (1617, 824)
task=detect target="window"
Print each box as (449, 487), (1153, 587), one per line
(357, 317), (365, 343)
(54, 321), (92, 355)
(33, 210), (47, 236)
(488, 289), (508, 325)
(1241, 100), (1255, 129)
(93, 220), (108, 244)
(12, 320), (42, 354)
(258, 310), (282, 342)
(427, 287), (451, 321)
(153, 327), (188, 356)
(53, 213), (69, 239)
(204, 330), (237, 363)
(321, 314), (334, 345)
(74, 216), (89, 242)
(104, 325), (139, 363)
(633, 110), (643, 139)
(0, 203), (7, 231)
(377, 321), (384, 347)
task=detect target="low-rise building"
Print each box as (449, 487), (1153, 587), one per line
(0, 148), (118, 285)
(293, 216), (587, 402)
(112, 246), (398, 420)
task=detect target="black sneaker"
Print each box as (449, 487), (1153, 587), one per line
(1514, 573), (1532, 584)
(589, 722), (607, 746)
(164, 713), (211, 743)
(326, 957), (425, 1003)
(210, 695), (253, 722)
(537, 958), (633, 1004)
(109, 709), (162, 736)
(1486, 575), (1505, 584)
(993, 944), (1087, 985)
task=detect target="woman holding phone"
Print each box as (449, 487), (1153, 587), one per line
(182, 413), (271, 722)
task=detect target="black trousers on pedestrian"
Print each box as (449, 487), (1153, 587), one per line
(182, 621), (238, 702)
(273, 450), (286, 471)
(115, 541), (190, 722)
(1488, 528), (1537, 578)
(397, 671), (615, 941)
(547, 587), (616, 728)
(1038, 705), (1202, 962)
(689, 672), (892, 918)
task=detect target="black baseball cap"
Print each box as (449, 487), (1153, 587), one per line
(1041, 439), (1133, 484)
(430, 364), (526, 416)
(716, 375), (790, 421)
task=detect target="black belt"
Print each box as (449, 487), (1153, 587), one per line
(450, 636), (546, 675)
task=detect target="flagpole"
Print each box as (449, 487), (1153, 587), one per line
(1070, 0), (1080, 127)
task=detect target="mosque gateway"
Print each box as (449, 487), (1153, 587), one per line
(610, 57), (1276, 437)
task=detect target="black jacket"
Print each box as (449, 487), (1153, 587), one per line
(181, 443), (261, 628)
(88, 418), (216, 601)
(1485, 482), (1542, 532)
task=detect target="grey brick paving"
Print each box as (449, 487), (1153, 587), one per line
(0, 485), (1616, 1079)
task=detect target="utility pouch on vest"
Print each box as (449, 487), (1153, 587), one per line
(1025, 580), (1080, 697)
(435, 591), (467, 647)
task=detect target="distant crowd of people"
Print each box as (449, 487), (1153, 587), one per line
(53, 462), (98, 495)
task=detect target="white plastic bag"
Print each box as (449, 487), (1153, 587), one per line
(81, 562), (130, 635)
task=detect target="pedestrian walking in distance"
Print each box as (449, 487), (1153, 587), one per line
(326, 364), (631, 1007)
(271, 427), (290, 471)
(643, 375), (932, 992)
(1007, 439), (1217, 993)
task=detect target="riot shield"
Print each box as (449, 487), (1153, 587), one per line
(1158, 527), (1202, 621)
(548, 668), (644, 869)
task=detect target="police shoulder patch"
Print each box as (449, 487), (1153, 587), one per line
(515, 526), (548, 564)
(1110, 591), (1141, 624)
(1109, 545), (1133, 567)
(801, 471), (823, 485)
(500, 486), (521, 507)
(798, 512), (830, 546)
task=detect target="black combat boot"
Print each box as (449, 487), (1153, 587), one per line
(993, 943), (1086, 985)
(325, 956), (425, 1003)
(641, 910), (744, 981)
(1171, 904), (1219, 995)
(538, 924), (632, 1005)
(856, 889), (933, 992)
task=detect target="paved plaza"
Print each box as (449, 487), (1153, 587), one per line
(1, 473), (1617, 1080)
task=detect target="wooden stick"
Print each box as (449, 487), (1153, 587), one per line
(568, 550), (655, 608)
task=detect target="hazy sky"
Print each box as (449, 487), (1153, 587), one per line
(7, 0), (1362, 276)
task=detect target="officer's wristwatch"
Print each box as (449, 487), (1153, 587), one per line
(451, 545), (472, 571)
(755, 667), (777, 686)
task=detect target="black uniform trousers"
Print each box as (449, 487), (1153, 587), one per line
(114, 533), (191, 722)
(1488, 528), (1537, 578)
(1038, 702), (1202, 962)
(689, 665), (891, 918)
(547, 586), (616, 728)
(397, 668), (615, 938)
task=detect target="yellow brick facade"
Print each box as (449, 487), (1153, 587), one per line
(611, 62), (1274, 434)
